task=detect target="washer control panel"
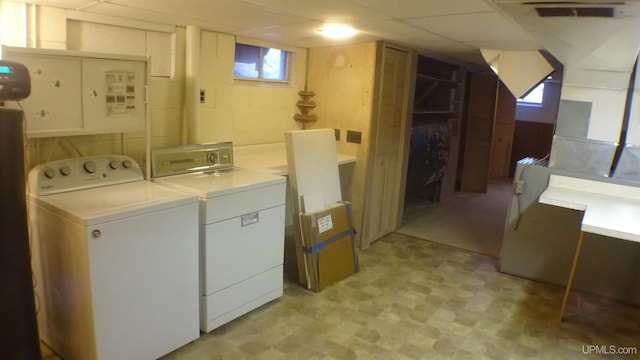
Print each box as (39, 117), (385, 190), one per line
(29, 155), (143, 195)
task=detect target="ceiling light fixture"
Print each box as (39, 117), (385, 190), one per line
(319, 24), (356, 39)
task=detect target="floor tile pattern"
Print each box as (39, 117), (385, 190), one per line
(41, 233), (639, 359)
(398, 180), (513, 258)
(159, 233), (638, 359)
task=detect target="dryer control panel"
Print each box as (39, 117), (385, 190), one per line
(28, 155), (143, 195)
(151, 142), (233, 178)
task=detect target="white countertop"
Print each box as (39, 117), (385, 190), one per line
(539, 174), (640, 243)
(153, 167), (286, 198)
(233, 142), (356, 176)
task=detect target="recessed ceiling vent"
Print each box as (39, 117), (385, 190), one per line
(534, 6), (615, 17)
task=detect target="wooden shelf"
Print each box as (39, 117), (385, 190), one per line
(413, 110), (454, 115)
(412, 55), (462, 122)
(416, 73), (456, 83)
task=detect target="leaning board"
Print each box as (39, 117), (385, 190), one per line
(285, 129), (342, 211)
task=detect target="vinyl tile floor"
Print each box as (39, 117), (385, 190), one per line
(398, 180), (513, 258)
(42, 233), (640, 360)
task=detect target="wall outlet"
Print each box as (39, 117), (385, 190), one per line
(515, 180), (525, 194)
(335, 128), (340, 141)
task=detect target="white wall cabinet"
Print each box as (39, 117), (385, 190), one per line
(3, 46), (148, 138)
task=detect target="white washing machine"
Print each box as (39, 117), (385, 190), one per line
(28, 155), (200, 360)
(151, 143), (286, 332)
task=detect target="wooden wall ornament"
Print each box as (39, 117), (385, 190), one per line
(294, 85), (318, 127)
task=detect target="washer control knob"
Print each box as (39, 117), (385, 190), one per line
(83, 161), (97, 174)
(109, 160), (120, 170)
(122, 159), (132, 169)
(44, 168), (56, 179)
(60, 166), (71, 176)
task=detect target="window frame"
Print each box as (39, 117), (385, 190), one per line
(233, 42), (290, 83)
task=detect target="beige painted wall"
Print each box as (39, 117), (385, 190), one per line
(3, 3), (306, 169)
(197, 31), (305, 145)
(6, 4), (376, 246)
(306, 41), (377, 244)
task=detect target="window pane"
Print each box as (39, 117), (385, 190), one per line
(518, 83), (544, 104)
(234, 43), (260, 78)
(262, 47), (286, 80)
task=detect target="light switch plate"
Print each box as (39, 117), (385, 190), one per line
(346, 130), (362, 144)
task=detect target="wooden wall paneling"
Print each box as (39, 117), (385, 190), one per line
(460, 73), (498, 193)
(490, 82), (516, 180)
(509, 120), (555, 176)
(306, 42), (377, 248)
(440, 67), (466, 199)
(306, 41), (412, 249)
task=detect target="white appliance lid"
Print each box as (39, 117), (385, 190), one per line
(153, 167), (285, 198)
(30, 181), (198, 226)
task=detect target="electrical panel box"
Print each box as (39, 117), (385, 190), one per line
(2, 46), (148, 138)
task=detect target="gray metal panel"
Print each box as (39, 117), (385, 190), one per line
(549, 135), (617, 177)
(555, 99), (592, 138)
(612, 144), (640, 182)
(500, 161), (640, 306)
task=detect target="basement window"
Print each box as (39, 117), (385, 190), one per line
(517, 82), (545, 105)
(234, 43), (288, 82)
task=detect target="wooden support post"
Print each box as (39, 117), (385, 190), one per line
(559, 230), (585, 322)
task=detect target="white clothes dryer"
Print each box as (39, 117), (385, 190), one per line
(151, 143), (287, 332)
(28, 155), (200, 360)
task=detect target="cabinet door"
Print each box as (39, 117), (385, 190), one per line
(6, 54), (83, 137)
(3, 47), (148, 137)
(363, 45), (411, 247)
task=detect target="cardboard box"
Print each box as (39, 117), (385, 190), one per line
(298, 202), (359, 291)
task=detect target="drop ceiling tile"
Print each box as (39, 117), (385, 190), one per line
(85, 2), (241, 33)
(465, 39), (543, 51)
(406, 12), (534, 42)
(13, 0), (94, 9)
(296, 33), (380, 47)
(242, 0), (390, 21)
(106, 0), (308, 29)
(233, 21), (378, 48)
(352, 0), (495, 19)
(233, 21), (325, 45)
(352, 20), (449, 42)
(417, 41), (477, 54)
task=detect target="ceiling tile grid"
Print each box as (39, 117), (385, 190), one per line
(7, 0), (640, 70)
